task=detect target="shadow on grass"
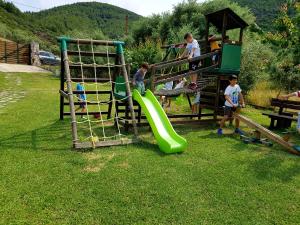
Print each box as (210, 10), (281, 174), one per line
(0, 119), (72, 151)
(199, 131), (300, 182)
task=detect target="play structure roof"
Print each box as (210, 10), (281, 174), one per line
(205, 8), (249, 31)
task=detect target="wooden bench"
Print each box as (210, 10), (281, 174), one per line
(262, 98), (300, 129)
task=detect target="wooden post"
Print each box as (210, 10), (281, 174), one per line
(4, 41), (7, 63)
(214, 76), (221, 120)
(221, 12), (227, 43)
(16, 43), (19, 64)
(60, 49), (65, 120)
(150, 66), (156, 92)
(239, 28), (244, 43)
(205, 17), (210, 54)
(116, 42), (138, 137)
(61, 39), (78, 147)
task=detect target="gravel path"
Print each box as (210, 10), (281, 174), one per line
(0, 63), (50, 73)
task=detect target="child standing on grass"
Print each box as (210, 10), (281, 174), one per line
(217, 75), (245, 135)
(192, 92), (201, 114)
(179, 33), (201, 90)
(133, 63), (149, 95)
(160, 81), (173, 108)
(75, 82), (87, 117)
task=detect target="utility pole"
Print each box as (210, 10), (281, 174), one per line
(125, 15), (128, 36)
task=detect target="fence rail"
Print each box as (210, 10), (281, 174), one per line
(0, 39), (31, 65)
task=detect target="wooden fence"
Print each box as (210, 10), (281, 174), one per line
(0, 39), (31, 65)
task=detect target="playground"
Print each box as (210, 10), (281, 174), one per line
(1, 72), (300, 224)
(0, 7), (300, 225)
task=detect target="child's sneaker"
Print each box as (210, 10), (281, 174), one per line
(188, 82), (197, 90)
(235, 128), (244, 135)
(217, 128), (223, 135)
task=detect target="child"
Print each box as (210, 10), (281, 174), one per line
(179, 33), (201, 90)
(160, 81), (173, 107)
(208, 34), (220, 64)
(75, 82), (87, 117)
(192, 92), (201, 114)
(133, 63), (149, 95)
(217, 75), (245, 135)
(281, 91), (300, 100)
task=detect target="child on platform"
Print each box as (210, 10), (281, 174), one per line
(208, 34), (220, 64)
(75, 82), (87, 117)
(217, 75), (245, 135)
(179, 33), (201, 90)
(133, 63), (149, 95)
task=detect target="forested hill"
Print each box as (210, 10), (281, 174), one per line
(0, 1), (141, 51)
(27, 2), (141, 39)
(233, 0), (285, 30)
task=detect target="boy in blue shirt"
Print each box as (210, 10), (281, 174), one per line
(133, 63), (149, 95)
(218, 75), (245, 135)
(75, 82), (87, 116)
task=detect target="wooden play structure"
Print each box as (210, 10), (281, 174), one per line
(57, 8), (299, 155)
(58, 37), (137, 149)
(116, 8), (249, 128)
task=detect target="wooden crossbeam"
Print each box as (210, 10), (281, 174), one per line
(64, 102), (111, 105)
(235, 114), (300, 155)
(75, 138), (138, 149)
(60, 38), (117, 46)
(64, 78), (110, 83)
(155, 66), (217, 84)
(153, 51), (219, 70)
(71, 90), (111, 94)
(64, 111), (109, 116)
(67, 50), (117, 57)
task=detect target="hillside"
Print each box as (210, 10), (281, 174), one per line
(233, 0), (285, 30)
(0, 1), (141, 51)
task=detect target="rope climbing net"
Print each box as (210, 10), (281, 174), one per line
(60, 38), (137, 149)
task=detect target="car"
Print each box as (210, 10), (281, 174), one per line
(39, 51), (61, 65)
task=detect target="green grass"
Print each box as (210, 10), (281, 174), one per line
(0, 72), (300, 224)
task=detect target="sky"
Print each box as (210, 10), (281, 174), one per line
(9, 0), (204, 16)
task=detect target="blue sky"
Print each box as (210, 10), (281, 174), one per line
(9, 0), (204, 16)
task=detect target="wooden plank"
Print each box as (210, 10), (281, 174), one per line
(74, 138), (138, 149)
(153, 51), (219, 70)
(235, 114), (300, 155)
(262, 112), (297, 121)
(154, 65), (218, 84)
(65, 78), (111, 83)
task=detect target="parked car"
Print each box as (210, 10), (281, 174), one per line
(39, 51), (60, 65)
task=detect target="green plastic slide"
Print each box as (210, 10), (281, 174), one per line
(133, 89), (187, 154)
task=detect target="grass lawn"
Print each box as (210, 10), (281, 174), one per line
(0, 72), (299, 225)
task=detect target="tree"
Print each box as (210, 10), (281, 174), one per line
(266, 0), (300, 91)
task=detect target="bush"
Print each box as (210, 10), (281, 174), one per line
(239, 35), (275, 93)
(125, 39), (164, 74)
